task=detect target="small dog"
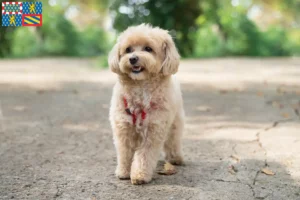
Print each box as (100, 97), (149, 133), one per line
(108, 24), (185, 185)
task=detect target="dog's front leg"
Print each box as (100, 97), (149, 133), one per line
(114, 125), (135, 180)
(130, 124), (166, 185)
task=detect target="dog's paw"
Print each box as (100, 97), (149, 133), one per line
(117, 174), (130, 180)
(115, 168), (130, 180)
(168, 156), (184, 166)
(130, 171), (152, 185)
(131, 178), (151, 185)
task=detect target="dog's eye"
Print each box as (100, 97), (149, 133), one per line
(144, 46), (153, 52)
(125, 47), (132, 53)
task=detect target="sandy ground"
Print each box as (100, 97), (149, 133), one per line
(0, 58), (299, 200)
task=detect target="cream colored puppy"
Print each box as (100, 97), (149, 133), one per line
(108, 24), (185, 185)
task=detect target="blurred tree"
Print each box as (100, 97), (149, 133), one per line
(253, 0), (300, 26)
(78, 25), (110, 56)
(110, 0), (201, 56)
(0, 27), (13, 58)
(11, 27), (40, 58)
(36, 0), (110, 56)
(197, 0), (264, 56)
(40, 11), (80, 56)
(1, 0), (299, 58)
(259, 26), (290, 56)
(198, 0), (227, 40)
(68, 0), (110, 28)
(0, 0), (14, 58)
(219, 7), (263, 56)
(193, 24), (224, 57)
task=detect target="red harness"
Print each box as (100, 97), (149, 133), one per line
(123, 97), (147, 125)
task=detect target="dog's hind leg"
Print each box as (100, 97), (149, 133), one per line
(163, 111), (184, 165)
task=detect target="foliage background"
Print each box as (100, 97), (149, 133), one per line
(0, 0), (299, 62)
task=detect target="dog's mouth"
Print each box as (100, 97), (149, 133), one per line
(131, 66), (144, 74)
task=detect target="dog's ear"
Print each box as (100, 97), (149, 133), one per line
(162, 35), (180, 76)
(108, 42), (120, 74)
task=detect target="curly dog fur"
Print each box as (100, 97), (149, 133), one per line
(108, 24), (185, 185)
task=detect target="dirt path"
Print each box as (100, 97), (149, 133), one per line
(0, 58), (299, 200)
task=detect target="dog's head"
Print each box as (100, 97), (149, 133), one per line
(108, 24), (180, 80)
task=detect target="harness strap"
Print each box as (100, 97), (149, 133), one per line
(123, 97), (147, 125)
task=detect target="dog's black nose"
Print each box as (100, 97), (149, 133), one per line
(129, 56), (139, 65)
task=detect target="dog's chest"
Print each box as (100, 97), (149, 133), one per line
(124, 86), (164, 110)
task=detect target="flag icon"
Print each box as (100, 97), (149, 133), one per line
(2, 2), (23, 14)
(2, 14), (22, 26)
(1, 2), (42, 27)
(22, 14), (42, 26)
(23, 2), (42, 14)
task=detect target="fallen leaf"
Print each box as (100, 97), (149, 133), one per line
(37, 90), (45, 94)
(219, 90), (228, 94)
(281, 113), (290, 118)
(233, 88), (244, 92)
(230, 155), (240, 163)
(277, 87), (283, 94)
(157, 162), (176, 175)
(256, 92), (264, 97)
(261, 168), (275, 176)
(277, 87), (287, 94)
(228, 165), (238, 174)
(276, 88), (281, 93)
